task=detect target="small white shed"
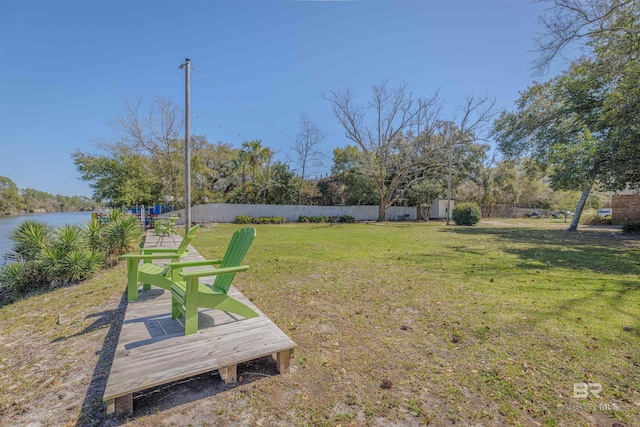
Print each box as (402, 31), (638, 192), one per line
(429, 199), (454, 219)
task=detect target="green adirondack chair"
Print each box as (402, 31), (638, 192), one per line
(169, 227), (258, 335)
(122, 225), (200, 301)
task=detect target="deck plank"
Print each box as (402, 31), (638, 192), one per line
(103, 229), (296, 411)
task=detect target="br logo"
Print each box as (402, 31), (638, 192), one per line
(573, 383), (602, 399)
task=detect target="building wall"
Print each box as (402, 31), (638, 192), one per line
(170, 203), (418, 224)
(430, 199), (454, 219)
(612, 195), (640, 224)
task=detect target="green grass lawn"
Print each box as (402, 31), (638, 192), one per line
(195, 220), (639, 426)
(1, 219), (638, 426)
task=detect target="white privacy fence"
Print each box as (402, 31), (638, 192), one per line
(170, 203), (418, 224)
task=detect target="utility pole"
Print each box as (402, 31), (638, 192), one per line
(181, 58), (191, 234)
(446, 145), (452, 225)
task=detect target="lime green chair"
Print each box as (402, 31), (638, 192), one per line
(122, 225), (199, 301)
(170, 227), (258, 335)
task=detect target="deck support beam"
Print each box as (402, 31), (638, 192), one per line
(219, 364), (237, 384)
(276, 349), (293, 373)
(115, 393), (133, 417)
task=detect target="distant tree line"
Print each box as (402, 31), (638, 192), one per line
(74, 62), (630, 222)
(0, 176), (101, 215)
(73, 89), (495, 221)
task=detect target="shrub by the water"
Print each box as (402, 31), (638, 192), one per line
(0, 209), (141, 305)
(452, 202), (482, 226)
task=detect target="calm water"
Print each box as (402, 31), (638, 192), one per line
(0, 212), (92, 263)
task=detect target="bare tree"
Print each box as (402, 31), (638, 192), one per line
(291, 114), (326, 204)
(323, 80), (441, 221)
(534, 0), (639, 72)
(109, 95), (185, 205)
(437, 95), (496, 223)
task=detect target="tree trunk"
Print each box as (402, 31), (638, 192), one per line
(377, 203), (386, 222)
(568, 186), (592, 231)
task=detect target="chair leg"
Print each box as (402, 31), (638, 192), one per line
(184, 281), (200, 335)
(126, 259), (139, 301)
(216, 297), (259, 319)
(184, 302), (198, 335)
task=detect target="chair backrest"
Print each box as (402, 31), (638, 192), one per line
(175, 224), (200, 254)
(214, 227), (256, 293)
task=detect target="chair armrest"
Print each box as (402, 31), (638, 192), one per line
(179, 265), (249, 279)
(166, 259), (223, 268)
(121, 253), (182, 261)
(142, 248), (182, 254)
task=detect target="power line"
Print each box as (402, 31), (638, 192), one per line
(190, 66), (295, 142)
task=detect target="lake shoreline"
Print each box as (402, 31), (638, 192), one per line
(1, 212), (95, 262)
(1, 208), (98, 216)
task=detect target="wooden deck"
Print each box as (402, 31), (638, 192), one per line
(103, 229), (297, 416)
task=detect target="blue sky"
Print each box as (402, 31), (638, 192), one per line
(0, 0), (563, 198)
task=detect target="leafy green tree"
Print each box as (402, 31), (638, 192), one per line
(73, 146), (160, 207)
(297, 179), (323, 205)
(0, 176), (21, 213)
(492, 57), (632, 229)
(329, 146), (377, 205)
(21, 188), (56, 212)
(487, 161), (520, 205)
(455, 180), (486, 205)
(495, 0), (640, 230)
(230, 140), (274, 204)
(405, 180), (444, 220)
(191, 141), (239, 204)
(265, 162), (298, 205)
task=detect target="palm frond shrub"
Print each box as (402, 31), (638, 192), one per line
(61, 249), (103, 282)
(10, 220), (53, 261)
(2, 214), (120, 303)
(104, 208), (128, 223)
(55, 224), (87, 253)
(39, 226), (104, 285)
(83, 249), (105, 277)
(0, 261), (42, 304)
(84, 218), (105, 251)
(103, 213), (142, 264)
(38, 247), (67, 283)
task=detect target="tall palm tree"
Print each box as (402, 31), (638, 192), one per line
(235, 140), (273, 203)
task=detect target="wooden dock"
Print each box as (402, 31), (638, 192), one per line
(103, 229), (297, 416)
